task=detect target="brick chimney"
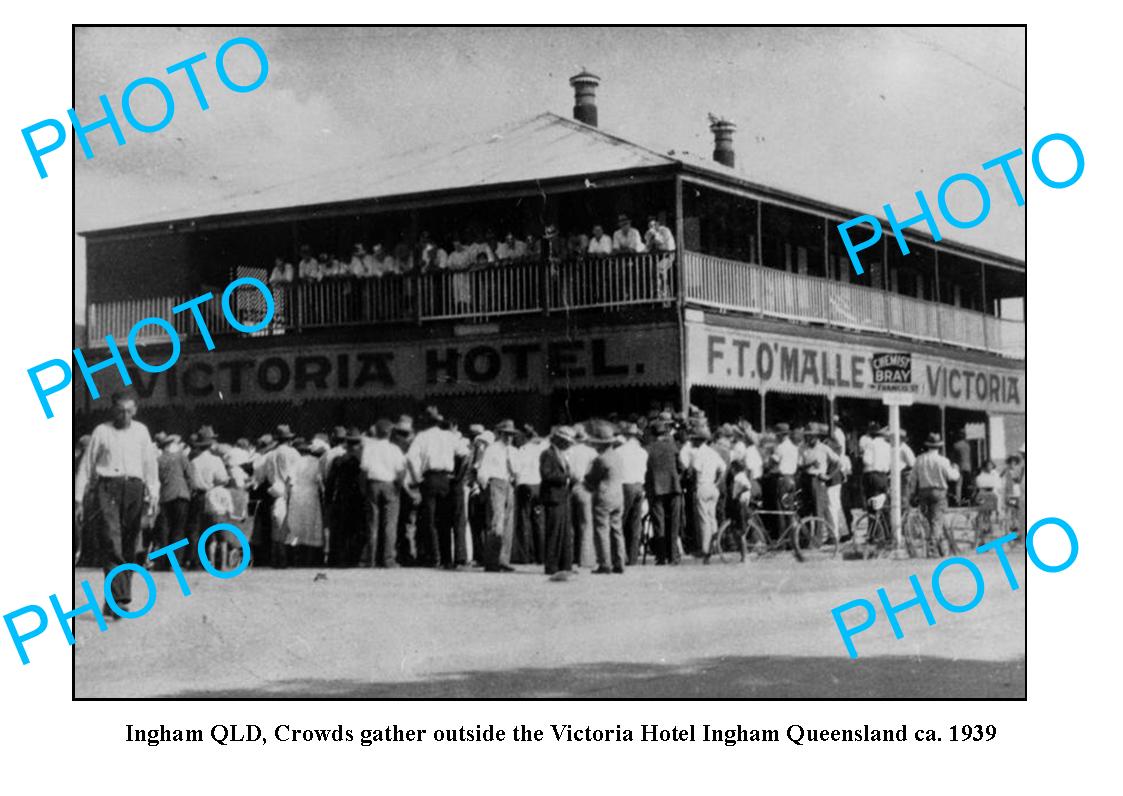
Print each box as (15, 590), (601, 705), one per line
(709, 117), (737, 168)
(569, 70), (601, 127)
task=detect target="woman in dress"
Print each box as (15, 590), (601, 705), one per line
(282, 437), (326, 566)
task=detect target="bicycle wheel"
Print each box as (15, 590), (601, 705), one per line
(800, 515), (838, 560)
(851, 513), (879, 559)
(943, 511), (971, 554)
(792, 516), (833, 561)
(745, 514), (770, 559)
(903, 510), (930, 558)
(709, 519), (732, 563)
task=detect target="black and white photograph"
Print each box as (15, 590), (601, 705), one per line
(71, 25), (1026, 699)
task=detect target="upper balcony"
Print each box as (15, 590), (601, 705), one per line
(682, 252), (1025, 359)
(86, 250), (1024, 360)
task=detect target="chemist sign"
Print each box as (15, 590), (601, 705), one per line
(870, 352), (919, 394)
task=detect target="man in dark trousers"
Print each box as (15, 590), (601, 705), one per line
(644, 419), (683, 565)
(407, 406), (458, 568)
(324, 428), (367, 566)
(951, 430), (974, 505)
(153, 433), (190, 571)
(585, 421), (627, 574)
(539, 425), (575, 577)
(73, 391), (159, 618)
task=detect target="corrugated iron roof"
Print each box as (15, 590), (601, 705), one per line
(82, 113), (678, 233)
(78, 110), (1023, 267)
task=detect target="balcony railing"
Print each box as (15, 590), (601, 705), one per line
(88, 252), (676, 342)
(682, 252), (1024, 359)
(87, 250), (1024, 359)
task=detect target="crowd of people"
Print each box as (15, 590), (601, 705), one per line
(265, 213), (676, 285)
(73, 391), (1026, 614)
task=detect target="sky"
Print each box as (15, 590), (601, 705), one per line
(73, 26), (1026, 321)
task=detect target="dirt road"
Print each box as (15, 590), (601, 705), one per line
(74, 552), (1026, 698)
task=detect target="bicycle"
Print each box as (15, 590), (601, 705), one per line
(850, 493), (894, 559)
(710, 488), (835, 563)
(851, 494), (932, 559)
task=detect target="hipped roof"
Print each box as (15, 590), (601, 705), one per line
(79, 111), (1024, 269)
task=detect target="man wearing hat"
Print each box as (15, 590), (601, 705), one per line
(360, 419), (406, 567)
(612, 213), (646, 253)
(565, 424), (599, 568)
(909, 433), (959, 556)
(297, 244), (321, 282)
(644, 419), (683, 565)
(679, 424), (726, 560)
(264, 424), (302, 568)
(247, 434), (277, 565)
(324, 428), (368, 567)
(184, 426), (230, 570)
(763, 423), (800, 539)
(478, 419), (517, 572)
(617, 421), (649, 566)
(539, 425), (576, 576)
(585, 421), (628, 573)
(407, 406), (461, 569)
(391, 416), (420, 565)
(798, 423), (839, 526)
(152, 433), (190, 570)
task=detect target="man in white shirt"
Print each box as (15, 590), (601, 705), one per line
(565, 425), (600, 568)
(510, 427), (547, 564)
(909, 433), (960, 555)
(478, 420), (517, 571)
(320, 426), (348, 483)
(742, 437), (764, 482)
(611, 214), (646, 253)
(764, 423), (800, 539)
(586, 224), (613, 256)
(862, 426), (892, 490)
(407, 406), (459, 568)
(858, 421), (879, 459)
(496, 232), (528, 261)
(347, 244), (370, 278)
(297, 245), (322, 282)
(679, 425), (726, 560)
(268, 256), (294, 284)
(799, 424), (840, 524)
(265, 425), (302, 568)
(617, 422), (649, 565)
(361, 419), (406, 567)
(831, 415), (848, 455)
(644, 216), (676, 252)
(74, 392), (159, 617)
(897, 433), (917, 470)
(185, 426), (230, 570)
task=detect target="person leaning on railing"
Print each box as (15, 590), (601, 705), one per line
(612, 214), (646, 253)
(268, 256), (294, 284)
(587, 224), (613, 257)
(645, 215), (677, 300)
(446, 239), (475, 311)
(297, 245), (322, 282)
(496, 232), (527, 261)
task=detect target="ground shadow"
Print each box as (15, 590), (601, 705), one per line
(160, 655), (1025, 699)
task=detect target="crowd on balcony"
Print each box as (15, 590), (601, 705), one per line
(265, 213), (677, 286)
